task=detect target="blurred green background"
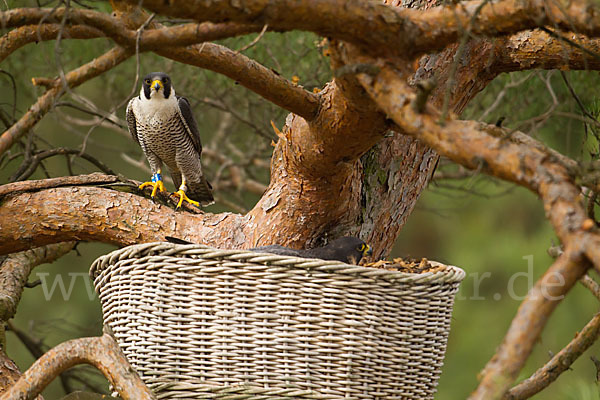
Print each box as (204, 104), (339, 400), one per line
(2, 2), (600, 399)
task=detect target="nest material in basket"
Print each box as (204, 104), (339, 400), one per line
(364, 257), (445, 273)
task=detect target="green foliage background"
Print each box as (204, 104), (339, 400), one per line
(1, 3), (600, 398)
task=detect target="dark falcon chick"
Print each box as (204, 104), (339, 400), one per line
(165, 236), (374, 265)
(127, 72), (213, 208)
(252, 237), (373, 265)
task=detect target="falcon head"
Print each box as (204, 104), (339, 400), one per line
(321, 236), (373, 265)
(141, 72), (173, 100)
(345, 237), (373, 265)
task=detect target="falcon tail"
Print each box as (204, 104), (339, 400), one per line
(188, 175), (214, 206)
(171, 172), (214, 207)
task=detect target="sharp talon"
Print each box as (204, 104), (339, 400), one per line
(139, 179), (165, 198)
(174, 189), (199, 208)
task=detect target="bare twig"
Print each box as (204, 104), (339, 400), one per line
(580, 274), (600, 301)
(505, 310), (600, 399)
(54, 101), (126, 128)
(198, 97), (272, 139)
(0, 46), (132, 157)
(236, 23), (268, 53)
(0, 71), (17, 123)
(560, 71), (598, 124)
(24, 280), (41, 288)
(0, 173), (121, 198)
(591, 356), (600, 382)
(11, 147), (117, 182)
(157, 43), (320, 120)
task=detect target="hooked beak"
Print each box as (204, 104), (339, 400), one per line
(363, 244), (373, 257)
(151, 79), (163, 92)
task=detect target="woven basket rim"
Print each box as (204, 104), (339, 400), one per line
(90, 241), (465, 284)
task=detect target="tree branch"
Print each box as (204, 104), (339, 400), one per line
(505, 309), (600, 399)
(472, 251), (589, 400)
(0, 348), (36, 399)
(0, 24), (101, 63)
(494, 29), (600, 72)
(0, 46), (131, 157)
(0, 181), (249, 255)
(0, 173), (120, 197)
(0, 7), (320, 123)
(157, 44), (319, 120)
(358, 62), (589, 241)
(1, 8), (261, 54)
(0, 333), (156, 400)
(0, 242), (75, 321)
(11, 147), (117, 181)
(580, 274), (600, 300)
(7, 321), (107, 396)
(120, 0), (600, 59)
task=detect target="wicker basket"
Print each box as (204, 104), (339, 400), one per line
(90, 242), (465, 399)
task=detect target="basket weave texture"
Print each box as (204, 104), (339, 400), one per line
(90, 242), (465, 399)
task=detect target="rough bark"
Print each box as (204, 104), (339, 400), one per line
(494, 29), (600, 72)
(243, 80), (388, 249)
(0, 349), (28, 398)
(0, 185), (247, 254)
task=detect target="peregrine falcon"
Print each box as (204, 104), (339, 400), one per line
(165, 236), (374, 265)
(127, 72), (213, 208)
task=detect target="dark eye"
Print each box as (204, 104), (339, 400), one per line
(144, 79), (151, 85)
(357, 244), (365, 251)
(162, 77), (169, 83)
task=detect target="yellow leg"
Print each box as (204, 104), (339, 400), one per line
(173, 178), (200, 208)
(139, 171), (166, 198)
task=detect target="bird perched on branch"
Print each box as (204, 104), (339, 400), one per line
(165, 236), (373, 265)
(127, 72), (213, 208)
